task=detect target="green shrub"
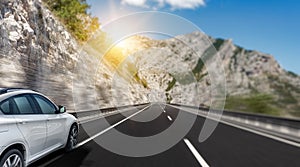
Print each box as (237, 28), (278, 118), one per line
(287, 71), (298, 78)
(213, 38), (225, 50)
(225, 94), (280, 116)
(166, 78), (176, 92)
(44, 0), (100, 42)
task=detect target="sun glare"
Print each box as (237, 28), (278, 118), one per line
(103, 38), (135, 69)
(103, 46), (126, 70)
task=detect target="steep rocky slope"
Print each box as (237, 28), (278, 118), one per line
(0, 0), (79, 108)
(0, 0), (148, 111)
(213, 37), (300, 117)
(119, 32), (300, 117)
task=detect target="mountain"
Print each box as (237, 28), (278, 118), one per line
(210, 36), (300, 117)
(123, 32), (300, 118)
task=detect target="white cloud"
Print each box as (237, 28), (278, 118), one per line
(160, 0), (206, 9)
(120, 0), (206, 10)
(121, 0), (148, 7)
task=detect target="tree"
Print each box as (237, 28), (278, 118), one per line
(44, 0), (100, 42)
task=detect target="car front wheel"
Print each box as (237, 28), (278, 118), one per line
(0, 149), (24, 167)
(65, 124), (78, 152)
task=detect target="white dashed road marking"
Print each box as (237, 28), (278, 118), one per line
(184, 138), (210, 167)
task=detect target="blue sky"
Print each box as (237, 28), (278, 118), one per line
(87, 0), (300, 74)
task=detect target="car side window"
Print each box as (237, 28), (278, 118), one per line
(13, 96), (35, 114)
(33, 95), (57, 114)
(0, 100), (10, 114)
(0, 98), (20, 115)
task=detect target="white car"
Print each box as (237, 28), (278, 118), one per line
(0, 88), (78, 167)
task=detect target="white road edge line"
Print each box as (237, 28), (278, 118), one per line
(167, 115), (173, 121)
(76, 105), (151, 148)
(184, 138), (209, 167)
(216, 118), (300, 148)
(78, 104), (150, 124)
(78, 106), (142, 124)
(169, 104), (300, 148)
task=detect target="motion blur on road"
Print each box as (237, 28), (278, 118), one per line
(29, 104), (300, 167)
(1, 0), (300, 166)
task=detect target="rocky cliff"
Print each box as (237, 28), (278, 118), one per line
(0, 0), (148, 111)
(212, 36), (300, 117)
(125, 32), (300, 117)
(0, 0), (79, 108)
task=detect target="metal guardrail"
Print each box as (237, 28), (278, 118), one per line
(170, 103), (300, 143)
(171, 103), (300, 128)
(68, 103), (149, 118)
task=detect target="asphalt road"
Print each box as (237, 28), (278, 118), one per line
(30, 104), (300, 167)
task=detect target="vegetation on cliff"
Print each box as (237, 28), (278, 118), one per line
(44, 0), (100, 42)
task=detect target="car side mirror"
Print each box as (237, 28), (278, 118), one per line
(56, 106), (66, 114)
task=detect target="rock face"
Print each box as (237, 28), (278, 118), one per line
(127, 32), (300, 117)
(212, 37), (300, 116)
(0, 0), (79, 109)
(212, 38), (297, 95)
(0, 0), (148, 111)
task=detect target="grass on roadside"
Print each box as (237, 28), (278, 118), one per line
(225, 94), (280, 116)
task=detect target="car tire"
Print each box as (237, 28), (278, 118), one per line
(0, 149), (24, 167)
(65, 124), (78, 152)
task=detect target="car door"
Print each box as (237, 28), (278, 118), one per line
(0, 99), (16, 136)
(12, 94), (47, 158)
(32, 94), (67, 149)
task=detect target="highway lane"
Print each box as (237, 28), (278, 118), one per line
(29, 105), (148, 167)
(166, 105), (300, 167)
(31, 104), (201, 167)
(30, 104), (300, 167)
